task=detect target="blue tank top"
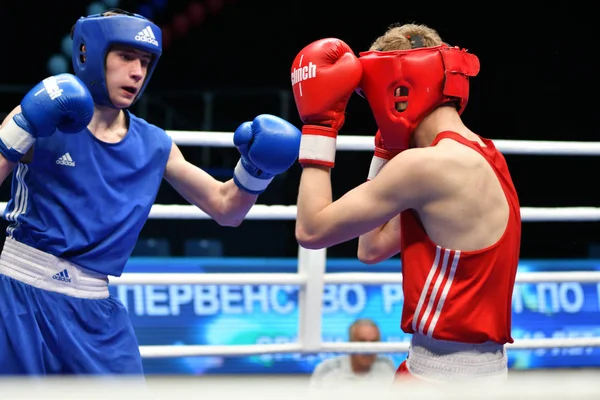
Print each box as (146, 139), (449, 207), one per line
(3, 111), (172, 276)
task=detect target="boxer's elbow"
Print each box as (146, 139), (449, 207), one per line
(213, 207), (245, 227)
(358, 245), (399, 265)
(357, 238), (395, 265)
(200, 204), (235, 227)
(295, 223), (328, 250)
(357, 247), (386, 265)
(215, 216), (243, 227)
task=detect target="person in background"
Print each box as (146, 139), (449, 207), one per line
(309, 319), (396, 389)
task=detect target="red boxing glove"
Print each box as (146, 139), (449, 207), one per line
(367, 130), (401, 181)
(291, 38), (362, 168)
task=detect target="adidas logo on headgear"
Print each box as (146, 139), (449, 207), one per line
(135, 26), (159, 46)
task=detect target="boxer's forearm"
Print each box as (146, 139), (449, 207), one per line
(357, 214), (401, 264)
(218, 178), (258, 227)
(165, 145), (257, 227)
(295, 166), (397, 249)
(295, 166), (333, 247)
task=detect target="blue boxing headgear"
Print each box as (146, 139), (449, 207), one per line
(71, 9), (162, 108)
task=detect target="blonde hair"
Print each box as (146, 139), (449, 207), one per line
(369, 23), (444, 51)
(102, 10), (122, 17)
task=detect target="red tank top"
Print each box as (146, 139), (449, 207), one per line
(400, 131), (521, 345)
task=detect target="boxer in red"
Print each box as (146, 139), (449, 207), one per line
(291, 23), (521, 383)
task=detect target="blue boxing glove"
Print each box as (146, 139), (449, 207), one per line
(0, 73), (94, 163)
(233, 114), (301, 194)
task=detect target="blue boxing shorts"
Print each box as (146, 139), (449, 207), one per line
(0, 237), (143, 375)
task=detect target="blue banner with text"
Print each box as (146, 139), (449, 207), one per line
(112, 258), (600, 375)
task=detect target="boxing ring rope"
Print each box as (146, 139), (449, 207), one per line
(4, 132), (600, 359)
(168, 130), (600, 155)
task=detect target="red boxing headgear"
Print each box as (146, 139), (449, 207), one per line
(357, 43), (480, 151)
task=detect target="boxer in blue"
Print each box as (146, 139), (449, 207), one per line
(0, 8), (300, 375)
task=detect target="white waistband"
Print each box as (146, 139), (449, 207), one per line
(407, 334), (508, 383)
(0, 237), (109, 299)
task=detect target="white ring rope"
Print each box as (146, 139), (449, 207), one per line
(109, 271), (600, 286)
(168, 130), (600, 156)
(110, 205), (600, 222)
(140, 337), (600, 358)
(2, 204), (599, 222)
(6, 130), (600, 358)
(110, 272), (305, 285)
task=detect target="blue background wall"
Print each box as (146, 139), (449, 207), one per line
(116, 257), (600, 375)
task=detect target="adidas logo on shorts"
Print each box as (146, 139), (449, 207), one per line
(52, 269), (72, 283)
(135, 26), (159, 46)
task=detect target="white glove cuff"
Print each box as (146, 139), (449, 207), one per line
(0, 119), (35, 155)
(234, 160), (273, 193)
(299, 133), (337, 168)
(367, 156), (389, 181)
